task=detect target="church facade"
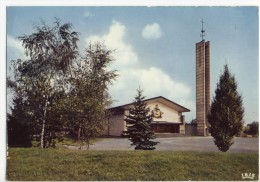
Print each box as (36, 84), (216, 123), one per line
(104, 96), (190, 136)
(104, 20), (210, 137)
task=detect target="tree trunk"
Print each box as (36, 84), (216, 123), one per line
(40, 117), (46, 149)
(86, 137), (90, 149)
(78, 124), (81, 142)
(40, 96), (48, 149)
(78, 124), (83, 149)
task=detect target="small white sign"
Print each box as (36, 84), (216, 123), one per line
(241, 173), (255, 180)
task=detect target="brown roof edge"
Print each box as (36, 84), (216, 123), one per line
(108, 96), (190, 112)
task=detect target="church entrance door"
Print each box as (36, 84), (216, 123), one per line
(153, 124), (180, 133)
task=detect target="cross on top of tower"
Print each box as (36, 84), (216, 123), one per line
(200, 19), (205, 41)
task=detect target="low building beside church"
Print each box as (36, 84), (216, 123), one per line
(104, 96), (190, 136)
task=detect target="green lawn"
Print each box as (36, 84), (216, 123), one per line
(7, 148), (258, 181)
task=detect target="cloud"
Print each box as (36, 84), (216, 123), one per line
(85, 20), (193, 116)
(86, 20), (138, 68)
(7, 35), (27, 112)
(6, 91), (13, 113)
(83, 10), (94, 18)
(109, 67), (192, 106)
(142, 23), (162, 40)
(7, 35), (26, 59)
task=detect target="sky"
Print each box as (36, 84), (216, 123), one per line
(6, 6), (259, 124)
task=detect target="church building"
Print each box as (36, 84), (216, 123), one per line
(104, 96), (190, 136)
(104, 20), (210, 137)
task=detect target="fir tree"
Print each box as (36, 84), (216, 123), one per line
(7, 95), (33, 147)
(123, 88), (159, 150)
(208, 65), (244, 152)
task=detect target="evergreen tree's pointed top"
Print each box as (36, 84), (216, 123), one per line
(134, 87), (146, 101)
(217, 64), (238, 93)
(138, 85), (141, 91)
(224, 64), (228, 71)
(137, 87), (143, 95)
(223, 64), (231, 76)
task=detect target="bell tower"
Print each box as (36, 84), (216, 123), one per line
(196, 19), (210, 136)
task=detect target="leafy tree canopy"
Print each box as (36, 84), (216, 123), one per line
(244, 121), (259, 136)
(7, 19), (117, 149)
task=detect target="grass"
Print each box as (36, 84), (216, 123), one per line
(31, 137), (103, 148)
(56, 137), (103, 146)
(7, 148), (258, 181)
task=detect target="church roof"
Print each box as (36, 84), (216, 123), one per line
(109, 96), (190, 113)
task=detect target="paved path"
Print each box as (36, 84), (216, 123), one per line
(86, 137), (258, 153)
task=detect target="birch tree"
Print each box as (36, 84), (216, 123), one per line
(61, 43), (117, 149)
(7, 20), (79, 148)
(8, 20), (117, 149)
